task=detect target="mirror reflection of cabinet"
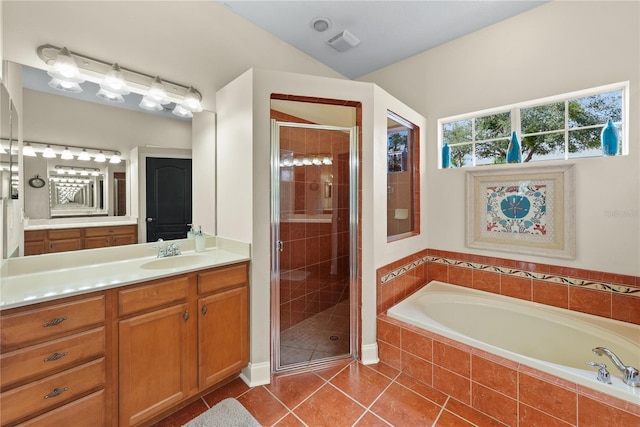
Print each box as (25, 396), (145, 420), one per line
(24, 224), (138, 256)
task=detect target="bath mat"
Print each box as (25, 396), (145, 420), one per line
(182, 398), (260, 427)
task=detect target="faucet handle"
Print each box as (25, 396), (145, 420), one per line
(587, 361), (612, 384)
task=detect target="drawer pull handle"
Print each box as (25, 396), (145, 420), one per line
(201, 305), (207, 315)
(184, 311), (189, 321)
(44, 352), (68, 362)
(43, 317), (67, 327)
(44, 387), (68, 399)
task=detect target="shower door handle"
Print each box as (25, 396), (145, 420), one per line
(277, 241), (284, 252)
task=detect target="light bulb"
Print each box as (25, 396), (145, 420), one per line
(109, 153), (121, 164)
(183, 87), (203, 112)
(61, 147), (74, 160)
(47, 47), (84, 83)
(23, 144), (37, 157)
(147, 76), (170, 104)
(78, 149), (91, 161)
(100, 63), (130, 95)
(42, 146), (56, 158)
(68, 169), (76, 175)
(80, 169), (88, 176)
(94, 151), (106, 163)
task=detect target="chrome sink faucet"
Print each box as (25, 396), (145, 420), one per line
(154, 238), (182, 258)
(592, 347), (640, 387)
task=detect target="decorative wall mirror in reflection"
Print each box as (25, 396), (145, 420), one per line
(48, 165), (104, 217)
(387, 110), (419, 241)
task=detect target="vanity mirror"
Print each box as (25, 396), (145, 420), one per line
(1, 84), (19, 200)
(9, 62), (192, 257)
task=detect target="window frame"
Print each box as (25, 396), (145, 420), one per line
(438, 81), (629, 168)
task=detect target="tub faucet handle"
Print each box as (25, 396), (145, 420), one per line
(586, 361), (612, 384)
(592, 347), (640, 387)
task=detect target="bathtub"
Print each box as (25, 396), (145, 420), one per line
(387, 281), (640, 405)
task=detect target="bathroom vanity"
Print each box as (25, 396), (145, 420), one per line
(0, 237), (250, 426)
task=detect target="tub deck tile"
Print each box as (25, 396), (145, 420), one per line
(577, 394), (640, 426)
(519, 372), (578, 425)
(471, 354), (518, 398)
(472, 382), (518, 426)
(519, 402), (574, 426)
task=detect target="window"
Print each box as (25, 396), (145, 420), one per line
(387, 111), (419, 241)
(439, 82), (627, 168)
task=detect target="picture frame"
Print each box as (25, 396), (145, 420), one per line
(466, 165), (575, 259)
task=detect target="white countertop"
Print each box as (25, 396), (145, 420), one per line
(0, 236), (250, 310)
(24, 216), (138, 231)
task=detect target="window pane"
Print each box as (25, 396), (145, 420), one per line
(569, 90), (622, 127)
(475, 112), (510, 140)
(450, 143), (473, 168)
(476, 139), (509, 165)
(568, 127), (607, 158)
(522, 133), (565, 161)
(443, 119), (472, 144)
(521, 102), (564, 133)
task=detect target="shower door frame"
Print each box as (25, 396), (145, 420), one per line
(270, 119), (359, 373)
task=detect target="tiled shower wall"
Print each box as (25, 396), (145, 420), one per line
(376, 249), (640, 425)
(274, 110), (351, 331)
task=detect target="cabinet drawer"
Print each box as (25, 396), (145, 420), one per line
(198, 263), (247, 294)
(84, 236), (111, 249)
(85, 225), (136, 237)
(1, 296), (105, 350)
(0, 358), (105, 426)
(119, 277), (190, 316)
(24, 230), (46, 242)
(47, 229), (82, 240)
(24, 242), (46, 256)
(48, 238), (82, 253)
(16, 389), (105, 427)
(112, 234), (137, 246)
(1, 327), (105, 388)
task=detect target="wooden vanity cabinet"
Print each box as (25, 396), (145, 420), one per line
(24, 224), (138, 255)
(197, 264), (249, 389)
(117, 262), (249, 427)
(0, 294), (108, 427)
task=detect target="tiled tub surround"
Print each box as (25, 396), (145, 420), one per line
(376, 249), (640, 325)
(376, 250), (640, 425)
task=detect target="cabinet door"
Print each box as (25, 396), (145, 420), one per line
(84, 236), (111, 249)
(198, 286), (248, 389)
(119, 303), (190, 427)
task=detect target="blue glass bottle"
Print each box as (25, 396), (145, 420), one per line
(442, 143), (450, 168)
(506, 131), (522, 163)
(601, 120), (619, 156)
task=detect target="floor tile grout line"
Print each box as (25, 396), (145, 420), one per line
(430, 396), (449, 427)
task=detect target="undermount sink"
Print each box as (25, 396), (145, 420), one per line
(140, 254), (211, 270)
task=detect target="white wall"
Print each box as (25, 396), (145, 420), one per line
(192, 111), (217, 235)
(360, 1), (640, 276)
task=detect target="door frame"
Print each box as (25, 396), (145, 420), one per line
(270, 119), (359, 373)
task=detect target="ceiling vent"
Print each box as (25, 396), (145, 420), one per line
(326, 30), (360, 52)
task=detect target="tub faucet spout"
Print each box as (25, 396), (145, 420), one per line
(592, 347), (639, 387)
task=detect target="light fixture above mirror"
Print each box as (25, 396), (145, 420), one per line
(37, 44), (204, 117)
(21, 140), (122, 164)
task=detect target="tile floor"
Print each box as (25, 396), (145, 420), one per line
(155, 359), (507, 426)
(280, 299), (351, 367)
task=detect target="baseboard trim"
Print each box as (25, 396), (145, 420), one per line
(240, 361), (271, 386)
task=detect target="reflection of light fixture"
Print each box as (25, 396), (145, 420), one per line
(80, 169), (89, 176)
(94, 151), (106, 163)
(48, 78), (83, 93)
(96, 88), (125, 103)
(172, 104), (193, 118)
(109, 153), (121, 164)
(37, 44), (203, 116)
(78, 149), (91, 161)
(21, 141), (124, 164)
(52, 165), (102, 177)
(42, 145), (56, 158)
(23, 143), (37, 157)
(280, 154), (333, 167)
(61, 147), (74, 160)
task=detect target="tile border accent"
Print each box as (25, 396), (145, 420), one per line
(380, 254), (640, 296)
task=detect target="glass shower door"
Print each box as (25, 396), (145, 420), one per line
(271, 120), (358, 371)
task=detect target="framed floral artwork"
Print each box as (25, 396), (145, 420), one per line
(466, 165), (575, 259)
